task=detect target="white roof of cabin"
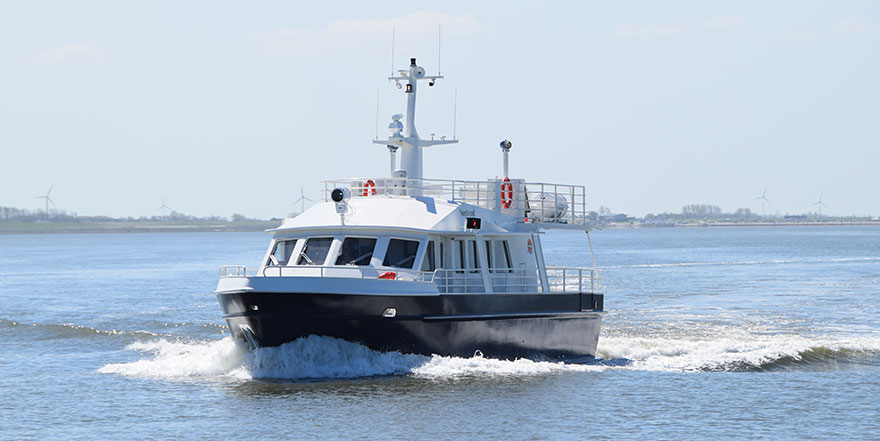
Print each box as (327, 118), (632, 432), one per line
(274, 196), (514, 234)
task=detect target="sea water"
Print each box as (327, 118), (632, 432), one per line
(0, 227), (878, 440)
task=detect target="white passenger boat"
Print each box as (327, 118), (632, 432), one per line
(216, 57), (604, 360)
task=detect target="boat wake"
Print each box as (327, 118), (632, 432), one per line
(600, 256), (880, 270)
(598, 333), (880, 372)
(0, 318), (162, 341)
(98, 331), (880, 381)
(98, 335), (605, 381)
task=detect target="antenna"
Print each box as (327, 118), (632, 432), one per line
(438, 24), (442, 76)
(453, 88), (458, 140)
(390, 28), (395, 77)
(375, 88), (380, 140)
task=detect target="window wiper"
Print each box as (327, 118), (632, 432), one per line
(394, 255), (415, 267)
(300, 250), (314, 265)
(350, 252), (372, 265)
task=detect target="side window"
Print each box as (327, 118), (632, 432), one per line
(335, 237), (377, 266)
(468, 240), (481, 271)
(383, 239), (420, 269)
(268, 239), (297, 266)
(456, 240), (466, 270)
(493, 240), (512, 269)
(420, 240), (435, 271)
(485, 240), (493, 268)
(296, 237), (333, 265)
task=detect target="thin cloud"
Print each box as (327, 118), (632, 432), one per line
(699, 16), (743, 30)
(32, 44), (102, 61)
(836, 17), (870, 33)
(616, 23), (685, 39)
(254, 11), (482, 52)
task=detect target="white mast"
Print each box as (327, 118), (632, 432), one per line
(374, 57), (457, 196)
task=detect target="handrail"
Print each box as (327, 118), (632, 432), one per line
(257, 265), (434, 283)
(220, 264), (600, 294)
(219, 265), (248, 278)
(320, 177), (589, 226)
(434, 267), (598, 294)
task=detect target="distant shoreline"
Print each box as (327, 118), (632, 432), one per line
(0, 220), (281, 235)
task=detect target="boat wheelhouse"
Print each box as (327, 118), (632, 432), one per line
(216, 57), (604, 360)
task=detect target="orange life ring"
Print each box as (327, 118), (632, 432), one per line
(379, 271), (397, 280)
(527, 238), (533, 254)
(363, 179), (376, 196)
(501, 177), (513, 209)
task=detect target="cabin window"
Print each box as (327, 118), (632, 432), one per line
(455, 239), (480, 272)
(383, 239), (420, 269)
(456, 240), (466, 270)
(420, 240), (436, 271)
(268, 239), (298, 266)
(468, 240), (481, 271)
(491, 240), (512, 269)
(296, 237), (333, 265)
(335, 237), (377, 266)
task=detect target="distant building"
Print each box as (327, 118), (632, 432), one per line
(599, 213), (629, 223)
(784, 215), (808, 222)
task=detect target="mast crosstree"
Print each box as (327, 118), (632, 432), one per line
(373, 57), (457, 195)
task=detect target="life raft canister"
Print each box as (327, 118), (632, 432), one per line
(363, 179), (377, 196)
(501, 177), (513, 209)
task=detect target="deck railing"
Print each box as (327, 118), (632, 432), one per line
(320, 177), (588, 226)
(258, 265), (434, 283)
(219, 265), (599, 293)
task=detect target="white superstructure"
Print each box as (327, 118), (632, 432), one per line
(218, 57), (597, 299)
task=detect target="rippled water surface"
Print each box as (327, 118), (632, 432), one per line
(1, 227), (878, 440)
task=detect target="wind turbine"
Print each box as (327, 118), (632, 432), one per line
(812, 193), (827, 218)
(755, 187), (771, 218)
(293, 186), (313, 213)
(34, 185), (56, 221)
(156, 197), (172, 218)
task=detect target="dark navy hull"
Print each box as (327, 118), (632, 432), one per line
(216, 291), (604, 360)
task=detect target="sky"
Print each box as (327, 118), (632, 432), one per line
(2, 1), (878, 219)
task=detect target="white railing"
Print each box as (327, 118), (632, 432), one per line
(545, 267), (599, 293)
(433, 267), (597, 294)
(219, 265), (248, 278)
(259, 265), (434, 282)
(219, 264), (599, 294)
(320, 177), (589, 226)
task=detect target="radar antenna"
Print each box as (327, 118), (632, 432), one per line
(373, 57), (458, 195)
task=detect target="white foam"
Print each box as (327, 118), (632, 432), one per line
(598, 333), (880, 372)
(244, 335), (426, 379)
(99, 336), (604, 381)
(99, 331), (880, 381)
(601, 256), (880, 270)
(98, 338), (248, 379)
(411, 352), (604, 377)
